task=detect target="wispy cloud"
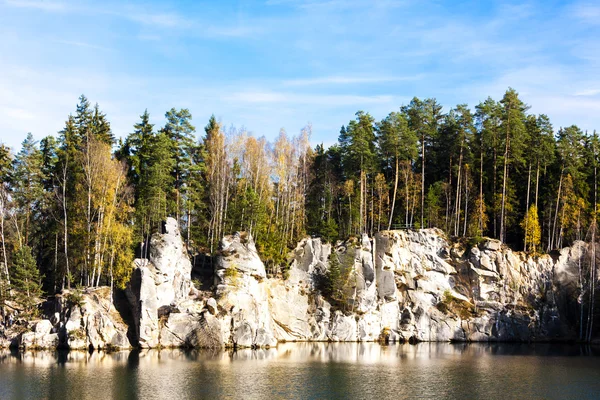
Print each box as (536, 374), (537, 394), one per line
(126, 11), (192, 29)
(575, 89), (600, 97)
(282, 75), (423, 86)
(5, 107), (35, 120)
(2, 0), (65, 11)
(53, 39), (111, 51)
(571, 3), (600, 23)
(226, 90), (394, 106)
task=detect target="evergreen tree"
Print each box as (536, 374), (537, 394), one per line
(403, 98), (443, 228)
(12, 133), (45, 247)
(161, 108), (196, 224)
(0, 144), (12, 296)
(339, 111), (376, 234)
(11, 245), (43, 315)
(376, 111), (418, 229)
(306, 144), (340, 242)
(498, 88), (529, 243)
(475, 97), (502, 238)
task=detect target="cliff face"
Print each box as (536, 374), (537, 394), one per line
(265, 230), (579, 343)
(1, 219), (590, 350)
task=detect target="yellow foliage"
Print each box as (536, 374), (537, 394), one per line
(521, 204), (541, 253)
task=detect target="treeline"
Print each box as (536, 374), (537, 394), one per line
(0, 88), (599, 308)
(309, 88), (599, 255)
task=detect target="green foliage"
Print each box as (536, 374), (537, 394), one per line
(11, 245), (43, 315)
(322, 252), (355, 310)
(161, 107), (196, 220)
(437, 290), (476, 320)
(66, 286), (85, 307)
(223, 266), (240, 287)
(306, 144), (340, 242)
(5, 87), (600, 314)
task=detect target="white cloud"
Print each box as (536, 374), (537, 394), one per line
(575, 89), (600, 97)
(282, 75), (423, 86)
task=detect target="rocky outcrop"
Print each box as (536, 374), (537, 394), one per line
(2, 219), (591, 350)
(264, 229), (583, 343)
(0, 287), (131, 350)
(126, 218), (194, 348)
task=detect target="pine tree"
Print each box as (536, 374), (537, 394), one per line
(475, 98), (502, 238)
(161, 108), (196, 224)
(0, 144), (12, 295)
(11, 245), (43, 315)
(12, 133), (45, 247)
(306, 144), (340, 242)
(376, 111), (418, 229)
(339, 111), (376, 234)
(498, 88), (529, 243)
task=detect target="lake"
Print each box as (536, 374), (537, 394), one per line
(1, 343), (599, 399)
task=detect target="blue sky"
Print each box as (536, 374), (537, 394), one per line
(1, 0), (600, 151)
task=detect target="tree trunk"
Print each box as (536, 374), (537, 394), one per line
(535, 160), (541, 210)
(550, 168), (564, 251)
(0, 192), (9, 287)
(500, 118), (510, 243)
(388, 158), (399, 230)
(524, 162), (532, 251)
(479, 138), (484, 235)
(463, 168), (469, 236)
(62, 164), (71, 290)
(421, 133), (425, 228)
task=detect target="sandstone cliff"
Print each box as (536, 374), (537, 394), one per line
(1, 218), (591, 350)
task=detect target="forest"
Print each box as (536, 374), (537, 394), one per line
(1, 88), (599, 313)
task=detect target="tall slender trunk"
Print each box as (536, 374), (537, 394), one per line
(348, 194), (352, 236)
(370, 178), (374, 234)
(388, 158), (399, 230)
(447, 158), (452, 231)
(500, 117), (510, 243)
(455, 165), (462, 236)
(404, 168), (410, 227)
(535, 160), (541, 210)
(0, 192), (9, 287)
(550, 168), (564, 251)
(62, 163), (71, 290)
(360, 165), (364, 234)
(463, 167), (469, 236)
(524, 162), (532, 251)
(455, 139), (464, 236)
(176, 171), (181, 224)
(479, 138), (484, 235)
(588, 164), (598, 341)
(493, 140), (498, 238)
(421, 133), (425, 228)
(54, 231), (59, 293)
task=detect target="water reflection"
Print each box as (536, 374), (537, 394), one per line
(1, 343), (600, 399)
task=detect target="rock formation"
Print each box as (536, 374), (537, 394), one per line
(1, 218), (592, 350)
(1, 287), (130, 350)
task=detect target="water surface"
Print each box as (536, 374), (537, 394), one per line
(1, 343), (599, 399)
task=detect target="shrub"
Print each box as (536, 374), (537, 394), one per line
(223, 266), (240, 287)
(437, 289), (476, 320)
(66, 287), (85, 307)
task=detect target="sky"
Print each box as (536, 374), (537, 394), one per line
(1, 0), (600, 151)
